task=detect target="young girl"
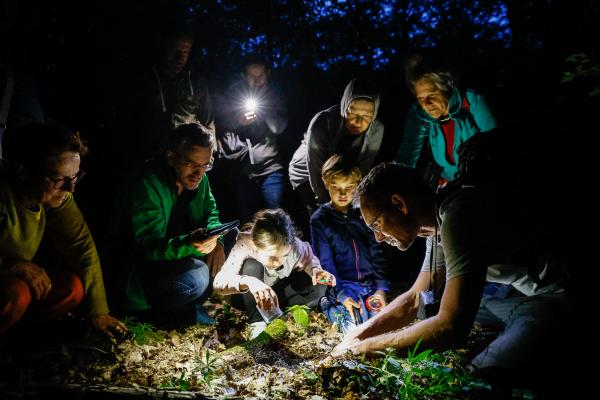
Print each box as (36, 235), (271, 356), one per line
(213, 208), (335, 338)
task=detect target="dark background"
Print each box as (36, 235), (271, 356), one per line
(2, 0), (599, 300)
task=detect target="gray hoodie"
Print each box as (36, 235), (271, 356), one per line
(288, 78), (384, 203)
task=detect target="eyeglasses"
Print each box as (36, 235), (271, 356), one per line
(346, 112), (374, 124)
(45, 170), (86, 189)
(367, 206), (385, 233)
(182, 158), (213, 172)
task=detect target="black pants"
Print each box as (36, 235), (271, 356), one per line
(232, 258), (326, 323)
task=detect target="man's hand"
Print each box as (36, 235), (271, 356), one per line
(311, 269), (336, 286)
(245, 277), (278, 310)
(192, 235), (219, 255)
(9, 262), (52, 301)
(205, 242), (225, 277)
(91, 313), (128, 341)
(331, 336), (362, 358)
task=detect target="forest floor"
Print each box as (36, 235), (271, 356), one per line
(0, 300), (540, 400)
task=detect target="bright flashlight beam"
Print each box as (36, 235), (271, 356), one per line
(244, 98), (258, 113)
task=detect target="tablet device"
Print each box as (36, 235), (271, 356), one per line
(190, 220), (239, 242)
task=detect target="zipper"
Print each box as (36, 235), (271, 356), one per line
(352, 239), (360, 281)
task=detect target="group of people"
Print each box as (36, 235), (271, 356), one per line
(1, 24), (573, 390)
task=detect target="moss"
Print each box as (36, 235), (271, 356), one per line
(219, 319), (288, 363)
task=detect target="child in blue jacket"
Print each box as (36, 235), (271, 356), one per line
(310, 154), (390, 333)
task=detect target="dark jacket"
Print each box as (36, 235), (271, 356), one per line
(120, 65), (214, 163)
(216, 81), (288, 179)
(310, 203), (389, 304)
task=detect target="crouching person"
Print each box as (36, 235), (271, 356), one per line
(0, 123), (127, 338)
(213, 209), (335, 339)
(310, 155), (390, 334)
(123, 123), (225, 326)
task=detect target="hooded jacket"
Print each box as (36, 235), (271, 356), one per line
(288, 78), (384, 203)
(395, 88), (496, 181)
(310, 203), (389, 304)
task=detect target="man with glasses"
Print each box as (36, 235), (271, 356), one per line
(331, 162), (571, 391)
(121, 123), (224, 326)
(289, 78), (385, 221)
(0, 123), (127, 339)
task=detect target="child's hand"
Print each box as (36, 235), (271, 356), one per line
(312, 269), (336, 286)
(246, 277), (279, 310)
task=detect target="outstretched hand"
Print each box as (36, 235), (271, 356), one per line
(91, 313), (128, 341)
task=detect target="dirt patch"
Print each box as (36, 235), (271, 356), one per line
(0, 301), (501, 399)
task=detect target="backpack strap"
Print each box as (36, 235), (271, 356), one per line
(457, 87), (478, 130)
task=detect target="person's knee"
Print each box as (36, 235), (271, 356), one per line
(241, 258), (264, 280)
(0, 277), (32, 333)
(182, 261), (210, 300)
(63, 272), (85, 309)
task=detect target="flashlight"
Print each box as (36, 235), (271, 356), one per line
(244, 98), (258, 113)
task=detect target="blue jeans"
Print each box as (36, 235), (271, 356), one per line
(321, 296), (379, 334)
(236, 171), (286, 223)
(139, 258), (210, 310)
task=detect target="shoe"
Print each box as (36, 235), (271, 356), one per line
(248, 321), (267, 339)
(194, 305), (216, 325)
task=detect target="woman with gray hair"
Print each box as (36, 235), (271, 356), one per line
(395, 63), (497, 185)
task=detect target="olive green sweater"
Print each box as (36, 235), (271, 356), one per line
(0, 186), (109, 315)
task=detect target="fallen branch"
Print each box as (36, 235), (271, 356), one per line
(0, 381), (214, 399)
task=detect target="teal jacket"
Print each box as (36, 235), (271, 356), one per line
(121, 159), (222, 311)
(395, 88), (497, 180)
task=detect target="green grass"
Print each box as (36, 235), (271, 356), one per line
(122, 316), (165, 345)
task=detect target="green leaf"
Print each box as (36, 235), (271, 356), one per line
(293, 307), (309, 328)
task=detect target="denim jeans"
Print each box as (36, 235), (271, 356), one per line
(321, 296), (379, 334)
(236, 171), (286, 223)
(231, 258), (326, 323)
(139, 258), (210, 310)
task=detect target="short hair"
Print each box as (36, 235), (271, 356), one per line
(242, 54), (270, 70)
(243, 208), (300, 250)
(167, 123), (215, 155)
(5, 122), (87, 176)
(355, 162), (432, 211)
(321, 154), (362, 184)
(409, 70), (456, 99)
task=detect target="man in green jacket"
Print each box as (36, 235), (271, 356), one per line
(124, 123), (224, 324)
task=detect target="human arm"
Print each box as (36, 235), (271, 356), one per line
(310, 217), (344, 293)
(367, 229), (390, 302)
(45, 194), (109, 315)
(394, 106), (428, 168)
(333, 270), (485, 358)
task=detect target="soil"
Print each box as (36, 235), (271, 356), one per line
(0, 301), (492, 400)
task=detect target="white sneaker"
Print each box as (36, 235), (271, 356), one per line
(248, 321), (267, 340)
